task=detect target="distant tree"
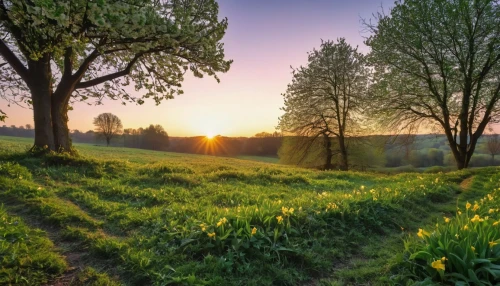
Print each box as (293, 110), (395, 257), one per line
(395, 134), (416, 164)
(366, 0), (500, 170)
(0, 0), (231, 152)
(25, 124), (32, 130)
(254, 132), (273, 138)
(278, 38), (369, 170)
(486, 134), (500, 164)
(93, 113), (123, 146)
(142, 124), (169, 151)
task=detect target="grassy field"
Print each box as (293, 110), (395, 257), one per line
(0, 136), (499, 285)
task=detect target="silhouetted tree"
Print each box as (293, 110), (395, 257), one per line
(0, 0), (231, 152)
(278, 39), (369, 170)
(142, 125), (169, 151)
(366, 0), (500, 169)
(93, 113), (123, 146)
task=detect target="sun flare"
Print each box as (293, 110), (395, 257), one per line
(206, 132), (215, 139)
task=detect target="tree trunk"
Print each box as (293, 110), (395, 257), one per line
(443, 129), (467, 170)
(338, 135), (348, 171)
(323, 134), (333, 170)
(51, 95), (72, 152)
(106, 137), (110, 146)
(28, 57), (55, 151)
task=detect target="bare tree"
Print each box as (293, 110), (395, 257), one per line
(486, 134), (500, 164)
(93, 113), (123, 147)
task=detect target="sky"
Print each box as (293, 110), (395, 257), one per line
(0, 0), (394, 137)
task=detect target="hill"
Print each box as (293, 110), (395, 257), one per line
(0, 136), (499, 285)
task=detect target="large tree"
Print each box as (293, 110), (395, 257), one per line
(366, 0), (500, 169)
(93, 112), (122, 146)
(278, 39), (368, 170)
(0, 0), (231, 152)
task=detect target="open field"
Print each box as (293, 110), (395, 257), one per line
(1, 136), (499, 285)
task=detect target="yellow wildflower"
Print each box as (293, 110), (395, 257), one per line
(471, 246), (475, 252)
(360, 185), (365, 190)
(444, 217), (451, 223)
(199, 223), (207, 232)
(431, 259), (445, 271)
(326, 202), (338, 211)
(417, 228), (429, 238)
(466, 202), (472, 210)
(488, 194), (494, 201)
(489, 209), (495, 214)
(251, 227), (257, 236)
(493, 221), (499, 226)
(458, 210), (462, 215)
(441, 257), (447, 262)
(281, 206), (294, 216)
(473, 203), (480, 212)
(471, 215), (484, 223)
(207, 232), (216, 238)
(464, 225), (469, 230)
(217, 217), (228, 227)
(276, 215), (283, 224)
(490, 241), (498, 248)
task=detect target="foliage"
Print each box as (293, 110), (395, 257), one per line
(0, 205), (67, 285)
(401, 173), (500, 285)
(141, 124), (170, 151)
(366, 0), (500, 169)
(278, 38), (369, 170)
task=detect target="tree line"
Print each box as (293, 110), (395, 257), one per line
(0, 124), (282, 157)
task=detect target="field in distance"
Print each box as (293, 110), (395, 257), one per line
(0, 136), (498, 285)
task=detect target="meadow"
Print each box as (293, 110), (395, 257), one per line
(0, 136), (499, 285)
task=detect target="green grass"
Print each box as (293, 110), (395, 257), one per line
(0, 136), (497, 285)
(236, 156), (280, 164)
(0, 205), (67, 285)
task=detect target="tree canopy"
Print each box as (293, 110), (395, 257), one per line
(366, 0), (500, 169)
(278, 38), (369, 170)
(0, 0), (232, 152)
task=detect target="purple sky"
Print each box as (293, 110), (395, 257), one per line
(0, 0), (394, 137)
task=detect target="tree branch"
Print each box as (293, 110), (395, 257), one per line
(76, 53), (142, 89)
(0, 38), (28, 82)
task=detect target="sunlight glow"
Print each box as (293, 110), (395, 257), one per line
(206, 132), (215, 139)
